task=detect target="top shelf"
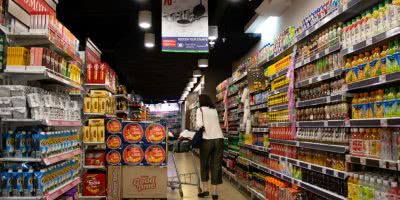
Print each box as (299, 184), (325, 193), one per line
(8, 31), (82, 64)
(85, 83), (116, 94)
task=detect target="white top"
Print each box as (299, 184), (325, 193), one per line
(196, 106), (224, 140)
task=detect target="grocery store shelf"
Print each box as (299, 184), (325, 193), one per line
(228, 91), (238, 97)
(1, 119), (82, 127)
(269, 103), (288, 112)
(269, 122), (292, 127)
(43, 149), (82, 165)
(84, 113), (116, 118)
(296, 120), (345, 128)
(268, 153), (347, 179)
(83, 142), (104, 145)
(345, 72), (400, 92)
(85, 83), (116, 94)
(295, 42), (341, 69)
(250, 162), (346, 200)
(3, 66), (83, 91)
(228, 150), (239, 156)
(298, 141), (348, 154)
(349, 118), (400, 127)
(8, 32), (82, 63)
(248, 187), (266, 200)
(0, 197), (40, 200)
(269, 86), (288, 96)
(116, 110), (128, 114)
(83, 165), (106, 170)
(268, 68), (289, 80)
(252, 127), (269, 133)
(346, 155), (398, 171)
(239, 144), (269, 153)
(0, 149), (81, 165)
(79, 195), (106, 199)
(296, 93), (346, 108)
(250, 88), (267, 95)
(269, 139), (298, 146)
(295, 68), (343, 88)
(341, 26), (400, 56)
(231, 73), (248, 84)
(250, 103), (268, 111)
(45, 177), (81, 200)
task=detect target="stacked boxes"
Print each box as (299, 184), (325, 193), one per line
(6, 47), (30, 66)
(83, 119), (105, 143)
(105, 118), (167, 166)
(86, 62), (117, 92)
(84, 90), (116, 115)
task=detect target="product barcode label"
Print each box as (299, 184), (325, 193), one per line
(379, 75), (386, 83)
(327, 96), (331, 103)
(323, 121), (328, 127)
(322, 168), (327, 174)
(325, 48), (329, 55)
(346, 155), (351, 162)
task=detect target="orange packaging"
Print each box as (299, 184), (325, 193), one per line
(90, 126), (98, 142)
(84, 97), (91, 113)
(98, 126), (105, 143)
(122, 144), (144, 165)
(90, 90), (109, 98)
(91, 98), (99, 113)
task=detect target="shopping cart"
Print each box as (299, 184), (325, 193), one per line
(168, 138), (201, 198)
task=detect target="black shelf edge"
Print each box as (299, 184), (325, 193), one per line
(295, 68), (343, 88)
(298, 141), (348, 154)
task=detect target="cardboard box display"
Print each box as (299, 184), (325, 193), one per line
(107, 166), (122, 200)
(122, 166), (167, 199)
(105, 118), (122, 134)
(90, 126), (98, 142)
(82, 173), (106, 197)
(121, 122), (144, 144)
(88, 119), (104, 127)
(106, 134), (123, 150)
(143, 144), (167, 166)
(83, 126), (90, 142)
(122, 144), (144, 166)
(106, 149), (122, 166)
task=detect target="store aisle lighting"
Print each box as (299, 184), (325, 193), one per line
(209, 26), (218, 40)
(193, 69), (202, 77)
(191, 77), (197, 83)
(144, 33), (155, 48)
(139, 10), (152, 29)
(198, 59), (208, 68)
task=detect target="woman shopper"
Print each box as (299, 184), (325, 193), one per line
(196, 94), (224, 200)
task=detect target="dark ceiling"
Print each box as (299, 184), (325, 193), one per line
(57, 0), (261, 103)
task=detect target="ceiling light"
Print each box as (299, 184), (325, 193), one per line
(139, 11), (152, 29)
(164, 100), (167, 103)
(209, 41), (215, 45)
(193, 69), (202, 77)
(144, 33), (155, 48)
(209, 26), (218, 40)
(198, 59), (208, 68)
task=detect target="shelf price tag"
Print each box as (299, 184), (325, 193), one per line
(304, 58), (310, 63)
(325, 48), (329, 55)
(366, 38), (373, 46)
(380, 119), (388, 127)
(379, 75), (386, 83)
(321, 168), (327, 174)
(333, 171), (339, 177)
(345, 155), (351, 162)
(323, 121), (329, 127)
(360, 158), (367, 165)
(379, 160), (387, 169)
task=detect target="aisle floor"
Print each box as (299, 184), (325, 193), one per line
(167, 152), (249, 200)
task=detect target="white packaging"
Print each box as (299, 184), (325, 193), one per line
(0, 86), (12, 97)
(11, 96), (26, 107)
(11, 107), (28, 119)
(31, 107), (44, 120)
(10, 86), (30, 96)
(0, 107), (12, 119)
(27, 93), (42, 108)
(0, 97), (12, 107)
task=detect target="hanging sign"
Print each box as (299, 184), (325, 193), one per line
(13, 0), (56, 15)
(161, 0), (209, 53)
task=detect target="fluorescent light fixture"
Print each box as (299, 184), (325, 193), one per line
(193, 69), (202, 77)
(164, 100), (167, 103)
(208, 26), (218, 40)
(144, 33), (155, 48)
(198, 59), (208, 68)
(209, 41), (215, 45)
(255, 16), (279, 43)
(139, 11), (152, 29)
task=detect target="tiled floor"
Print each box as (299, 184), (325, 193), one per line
(167, 152), (249, 200)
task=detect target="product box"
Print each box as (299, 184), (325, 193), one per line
(89, 119), (104, 127)
(122, 144), (144, 166)
(121, 122), (144, 144)
(106, 134), (123, 150)
(106, 149), (122, 166)
(85, 151), (105, 166)
(142, 144), (167, 166)
(82, 173), (106, 196)
(142, 123), (167, 144)
(106, 118), (122, 135)
(107, 166), (122, 200)
(122, 166), (167, 199)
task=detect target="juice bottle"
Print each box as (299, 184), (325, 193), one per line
(360, 93), (368, 118)
(377, 3), (385, 34)
(392, 0), (400, 28)
(371, 47), (381, 79)
(393, 40), (400, 72)
(365, 10), (372, 40)
(353, 174), (360, 200)
(348, 173), (354, 200)
(372, 6), (380, 35)
(376, 89), (385, 118)
(345, 58), (354, 83)
(352, 56), (359, 81)
(370, 91), (376, 118)
(396, 87), (400, 117)
(380, 2), (388, 33)
(350, 19), (357, 46)
(392, 129), (399, 161)
(363, 128), (371, 157)
(352, 94), (359, 119)
(386, 88), (396, 118)
(367, 177), (376, 200)
(381, 46), (388, 75)
(358, 175), (366, 199)
(370, 128), (381, 158)
(358, 54), (366, 81)
(354, 16), (361, 44)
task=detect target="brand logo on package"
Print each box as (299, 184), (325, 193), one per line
(161, 0), (209, 53)
(132, 176), (156, 192)
(14, 0), (56, 15)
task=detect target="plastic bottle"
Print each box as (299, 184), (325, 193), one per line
(352, 55), (359, 81)
(396, 88), (400, 117)
(392, 0), (400, 28)
(363, 128), (371, 157)
(367, 177), (376, 200)
(381, 45), (388, 76)
(370, 128), (381, 158)
(376, 178), (384, 199)
(378, 3), (386, 34)
(372, 6), (380, 35)
(376, 89), (385, 118)
(345, 58), (354, 83)
(386, 181), (399, 200)
(393, 40), (400, 72)
(392, 129), (400, 161)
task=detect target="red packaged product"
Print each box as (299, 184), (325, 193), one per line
(82, 173), (106, 196)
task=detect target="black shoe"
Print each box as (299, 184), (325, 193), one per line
(212, 195), (219, 200)
(198, 191), (209, 197)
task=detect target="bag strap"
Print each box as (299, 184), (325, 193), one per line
(200, 107), (204, 128)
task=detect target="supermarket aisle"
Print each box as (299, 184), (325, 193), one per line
(168, 152), (248, 200)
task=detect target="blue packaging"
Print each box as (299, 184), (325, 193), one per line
(13, 169), (23, 196)
(23, 169), (34, 196)
(4, 131), (15, 157)
(34, 170), (45, 195)
(25, 131), (32, 157)
(14, 131), (25, 158)
(1, 170), (12, 196)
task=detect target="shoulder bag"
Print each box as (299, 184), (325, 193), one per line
(192, 108), (204, 148)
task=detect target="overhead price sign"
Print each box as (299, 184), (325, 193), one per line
(161, 0), (209, 53)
